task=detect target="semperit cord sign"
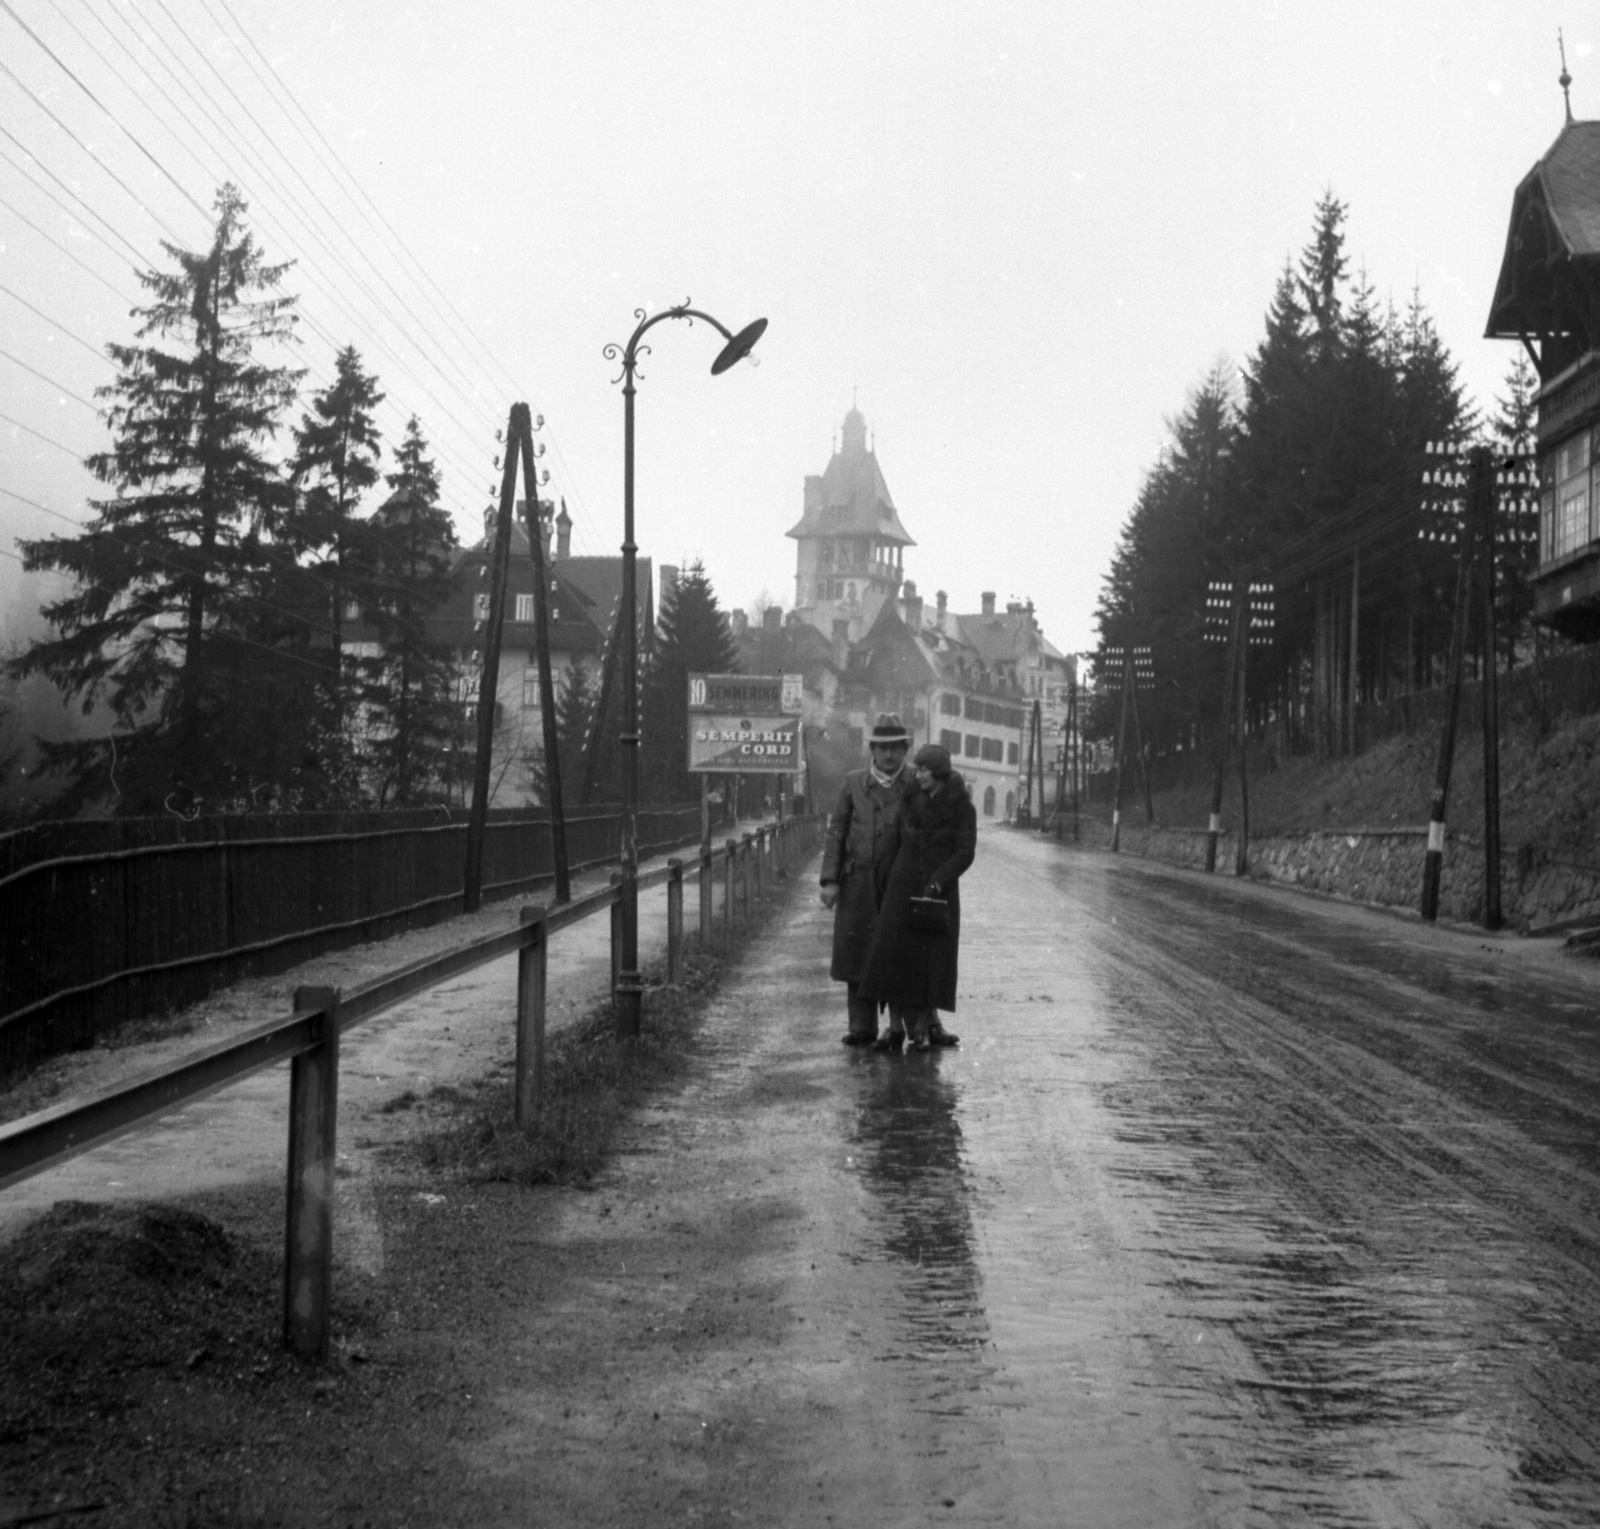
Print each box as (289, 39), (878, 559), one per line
(687, 672), (803, 774)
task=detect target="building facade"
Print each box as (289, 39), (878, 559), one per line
(1487, 109), (1600, 638)
(785, 406), (1075, 820)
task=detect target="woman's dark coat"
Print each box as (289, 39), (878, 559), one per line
(858, 776), (977, 1012)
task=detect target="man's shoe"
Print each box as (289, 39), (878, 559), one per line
(910, 1035), (932, 1053)
(930, 1029), (960, 1047)
(842, 1033), (877, 1047)
(873, 1031), (904, 1053)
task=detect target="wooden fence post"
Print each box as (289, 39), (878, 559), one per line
(666, 859), (684, 986)
(724, 840), (737, 930)
(742, 833), (755, 918)
(608, 870), (622, 994)
(515, 906), (547, 1130)
(285, 985), (340, 1363)
(699, 849), (713, 944)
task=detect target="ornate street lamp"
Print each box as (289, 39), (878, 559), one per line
(604, 302), (766, 1036)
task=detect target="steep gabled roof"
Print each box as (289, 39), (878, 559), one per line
(1487, 118), (1600, 338)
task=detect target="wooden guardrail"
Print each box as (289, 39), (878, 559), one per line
(0, 814), (822, 1361)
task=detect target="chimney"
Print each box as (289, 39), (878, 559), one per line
(556, 499), (572, 560)
(1006, 600), (1023, 616)
(981, 591), (996, 616)
(936, 589), (947, 615)
(763, 605), (782, 631)
(902, 578), (922, 630)
(730, 608), (748, 636)
(832, 617), (850, 669)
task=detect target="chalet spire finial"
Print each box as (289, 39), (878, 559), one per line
(1560, 28), (1574, 123)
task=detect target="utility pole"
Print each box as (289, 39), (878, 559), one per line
(1420, 443), (1480, 923)
(515, 415), (571, 904)
(1479, 450), (1502, 930)
(463, 411), (521, 913)
(1204, 580), (1245, 874)
(1109, 651), (1133, 852)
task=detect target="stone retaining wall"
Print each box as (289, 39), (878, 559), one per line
(1066, 818), (1600, 932)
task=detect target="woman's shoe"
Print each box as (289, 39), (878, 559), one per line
(910, 1035), (932, 1053)
(873, 1031), (904, 1053)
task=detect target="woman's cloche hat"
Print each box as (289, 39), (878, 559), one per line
(869, 712), (911, 746)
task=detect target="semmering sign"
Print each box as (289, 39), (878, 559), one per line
(686, 672), (803, 774)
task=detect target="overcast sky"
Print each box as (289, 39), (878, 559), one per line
(0, 1), (1591, 663)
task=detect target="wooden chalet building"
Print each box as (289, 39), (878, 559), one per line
(1488, 104), (1600, 637)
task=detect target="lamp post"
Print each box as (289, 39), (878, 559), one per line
(605, 302), (766, 1037)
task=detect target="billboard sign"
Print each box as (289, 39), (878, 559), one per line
(687, 672), (803, 716)
(687, 715), (802, 774)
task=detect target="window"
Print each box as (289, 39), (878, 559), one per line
(964, 734), (980, 757)
(1007, 742), (1018, 765)
(1548, 430), (1593, 560)
(523, 668), (540, 710)
(981, 737), (1003, 762)
(964, 696), (982, 720)
(982, 786), (996, 817)
(515, 593), (535, 622)
(342, 599), (361, 623)
(939, 729), (962, 754)
(940, 692), (962, 715)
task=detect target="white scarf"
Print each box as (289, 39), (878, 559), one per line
(869, 761), (903, 791)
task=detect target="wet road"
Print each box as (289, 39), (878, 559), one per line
(741, 827), (1600, 1526)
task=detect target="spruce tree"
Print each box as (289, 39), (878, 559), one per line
(11, 185), (303, 814)
(531, 665), (597, 807)
(639, 560), (740, 803)
(1493, 351), (1541, 664)
(353, 417), (463, 806)
(285, 347), (385, 798)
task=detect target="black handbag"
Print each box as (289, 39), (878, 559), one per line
(908, 895), (950, 934)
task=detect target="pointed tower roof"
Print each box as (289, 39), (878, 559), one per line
(786, 406), (915, 545)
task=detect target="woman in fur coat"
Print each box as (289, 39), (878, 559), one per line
(858, 744), (977, 1052)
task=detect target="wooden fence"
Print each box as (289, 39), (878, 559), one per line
(0, 802), (704, 1072)
(0, 816), (824, 1361)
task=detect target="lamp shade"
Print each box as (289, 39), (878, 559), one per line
(710, 317), (768, 375)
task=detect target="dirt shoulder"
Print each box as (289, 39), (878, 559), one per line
(2, 865), (848, 1529)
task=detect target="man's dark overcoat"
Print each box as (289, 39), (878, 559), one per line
(858, 777), (977, 1012)
(821, 766), (913, 983)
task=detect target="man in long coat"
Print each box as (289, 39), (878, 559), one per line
(820, 713), (913, 1045)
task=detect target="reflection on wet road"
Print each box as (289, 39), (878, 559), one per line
(835, 830), (1600, 1526)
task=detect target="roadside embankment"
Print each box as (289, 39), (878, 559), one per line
(1070, 711), (1600, 931)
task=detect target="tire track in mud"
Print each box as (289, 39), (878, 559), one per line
(997, 836), (1600, 1528)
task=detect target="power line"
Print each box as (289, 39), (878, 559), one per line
(0, 283), (109, 361)
(0, 409), (85, 459)
(209, 0), (609, 557)
(0, 53), (193, 251)
(0, 0), (210, 223)
(0, 541), (345, 683)
(0, 195), (135, 304)
(0, 346), (100, 410)
(0, 129), (149, 268)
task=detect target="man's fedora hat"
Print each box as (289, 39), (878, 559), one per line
(869, 713), (911, 746)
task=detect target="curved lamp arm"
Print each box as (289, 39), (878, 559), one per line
(605, 301), (767, 382)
